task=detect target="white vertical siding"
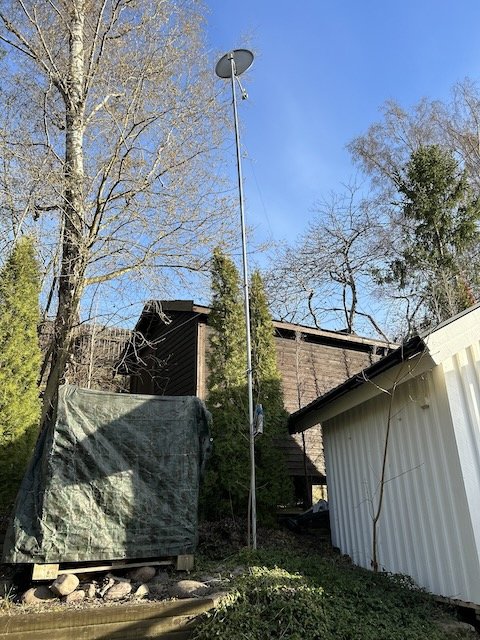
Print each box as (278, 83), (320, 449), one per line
(442, 340), (480, 567)
(324, 365), (480, 603)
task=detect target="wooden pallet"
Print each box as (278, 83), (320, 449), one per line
(32, 554), (194, 581)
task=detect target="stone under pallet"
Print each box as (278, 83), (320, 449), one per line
(0, 596), (218, 640)
(32, 554), (195, 581)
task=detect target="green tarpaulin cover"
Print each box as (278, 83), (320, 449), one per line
(3, 385), (211, 563)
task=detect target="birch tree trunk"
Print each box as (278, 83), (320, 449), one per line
(0, 0), (235, 425)
(42, 1), (87, 421)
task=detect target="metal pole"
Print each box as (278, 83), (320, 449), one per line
(228, 52), (257, 550)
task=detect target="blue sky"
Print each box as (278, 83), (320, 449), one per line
(205, 1), (480, 253)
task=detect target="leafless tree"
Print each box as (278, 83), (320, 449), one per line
(348, 98), (440, 196)
(266, 184), (391, 339)
(0, 1), (236, 423)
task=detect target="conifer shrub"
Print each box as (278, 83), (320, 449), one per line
(200, 249), (292, 523)
(0, 237), (42, 513)
(250, 271), (292, 521)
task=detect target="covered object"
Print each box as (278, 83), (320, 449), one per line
(3, 385), (211, 563)
(289, 304), (480, 605)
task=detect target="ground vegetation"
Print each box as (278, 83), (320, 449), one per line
(193, 525), (475, 640)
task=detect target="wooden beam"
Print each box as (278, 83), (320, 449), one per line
(176, 555), (194, 571)
(32, 564), (59, 581)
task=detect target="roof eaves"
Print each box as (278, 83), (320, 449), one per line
(288, 334), (425, 434)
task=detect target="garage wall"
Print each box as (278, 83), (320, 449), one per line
(324, 366), (480, 603)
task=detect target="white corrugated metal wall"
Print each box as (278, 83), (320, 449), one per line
(442, 341), (480, 572)
(324, 360), (480, 603)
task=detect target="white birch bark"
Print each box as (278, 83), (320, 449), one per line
(0, 0), (235, 423)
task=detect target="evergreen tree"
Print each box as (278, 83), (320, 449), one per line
(201, 248), (249, 520)
(0, 236), (42, 513)
(201, 250), (292, 523)
(250, 271), (292, 520)
(392, 145), (480, 324)
(207, 248), (246, 395)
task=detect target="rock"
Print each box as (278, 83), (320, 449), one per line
(82, 582), (97, 599)
(153, 571), (170, 583)
(99, 577), (115, 597)
(232, 566), (246, 577)
(103, 581), (132, 601)
(21, 585), (57, 605)
(64, 589), (85, 604)
(134, 584), (150, 599)
(50, 574), (80, 597)
(127, 566), (156, 583)
(169, 580), (209, 599)
(106, 572), (131, 583)
(148, 581), (167, 596)
(148, 572), (170, 595)
(437, 621), (477, 634)
(98, 578), (115, 598)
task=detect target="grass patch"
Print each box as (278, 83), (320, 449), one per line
(193, 547), (474, 640)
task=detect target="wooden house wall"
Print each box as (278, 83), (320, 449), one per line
(196, 323), (376, 407)
(276, 336), (375, 412)
(129, 345), (160, 395)
(130, 311), (198, 397)
(275, 336), (377, 485)
(195, 322), (378, 484)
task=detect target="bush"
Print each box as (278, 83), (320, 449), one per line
(0, 237), (41, 513)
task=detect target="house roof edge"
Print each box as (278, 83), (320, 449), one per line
(288, 302), (480, 434)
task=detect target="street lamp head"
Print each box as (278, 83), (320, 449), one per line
(215, 49), (254, 79)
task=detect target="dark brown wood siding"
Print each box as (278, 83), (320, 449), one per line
(275, 335), (376, 413)
(198, 325), (377, 407)
(130, 311), (198, 396)
(130, 345), (159, 395)
(196, 324), (379, 483)
(276, 335), (376, 482)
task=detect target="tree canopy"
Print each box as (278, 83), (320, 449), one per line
(389, 144), (480, 324)
(0, 0), (235, 422)
(266, 82), (480, 338)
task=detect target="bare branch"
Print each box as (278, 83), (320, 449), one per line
(0, 10), (66, 96)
